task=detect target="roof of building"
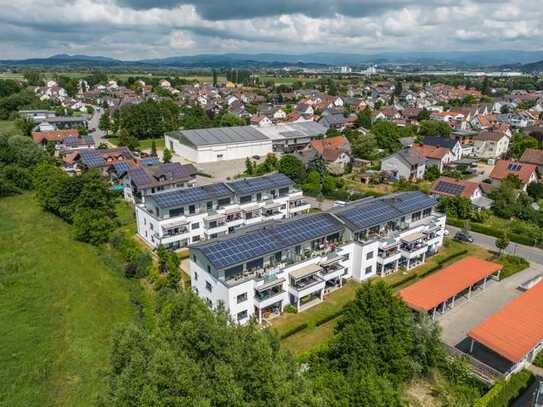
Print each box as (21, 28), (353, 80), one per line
(149, 182), (233, 209)
(412, 144), (451, 160)
(520, 148), (543, 166)
(431, 176), (480, 198)
(422, 136), (457, 150)
(309, 136), (351, 162)
(32, 129), (79, 143)
(168, 126), (270, 147)
(392, 148), (425, 166)
(332, 191), (437, 232)
(127, 163), (197, 188)
(473, 131), (507, 142)
(490, 160), (537, 184)
(46, 115), (90, 123)
(78, 147), (134, 168)
(192, 212), (344, 270)
(256, 121), (327, 141)
(399, 257), (502, 312)
(227, 172), (294, 195)
(468, 281), (543, 363)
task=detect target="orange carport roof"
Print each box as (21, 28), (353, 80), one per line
(398, 256), (502, 312)
(468, 281), (543, 363)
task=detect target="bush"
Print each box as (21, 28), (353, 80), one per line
(474, 370), (534, 407)
(283, 304), (297, 314)
(279, 322), (308, 340)
(315, 309), (345, 326)
(495, 255), (529, 279)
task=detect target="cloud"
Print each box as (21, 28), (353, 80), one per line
(0, 0), (542, 59)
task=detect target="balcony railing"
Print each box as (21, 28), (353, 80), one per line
(291, 275), (322, 291)
(255, 288), (284, 302)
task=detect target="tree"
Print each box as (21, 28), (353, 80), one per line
(23, 70), (43, 86)
(218, 112), (246, 127)
(527, 182), (543, 200)
(212, 69), (218, 87)
(278, 154), (305, 182)
(495, 235), (510, 256)
(418, 120), (452, 138)
(150, 140), (157, 157)
(416, 109), (431, 121)
(117, 129), (139, 151)
(162, 148), (172, 163)
(73, 207), (115, 245)
(509, 133), (538, 159)
(356, 107), (372, 129)
(245, 157), (254, 175)
(394, 81), (403, 97)
(424, 165), (440, 181)
(98, 110), (111, 136)
(371, 121), (402, 153)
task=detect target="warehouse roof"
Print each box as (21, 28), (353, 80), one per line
(468, 281), (543, 363)
(167, 126), (270, 147)
(399, 257), (502, 312)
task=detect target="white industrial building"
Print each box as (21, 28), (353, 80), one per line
(164, 126), (272, 164)
(189, 191), (446, 324)
(164, 122), (327, 163)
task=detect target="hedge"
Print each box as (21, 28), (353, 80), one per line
(447, 218), (541, 248)
(315, 309), (345, 327)
(474, 369), (534, 407)
(279, 322), (308, 340)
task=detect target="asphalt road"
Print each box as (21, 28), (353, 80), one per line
(88, 108), (106, 145)
(447, 225), (543, 266)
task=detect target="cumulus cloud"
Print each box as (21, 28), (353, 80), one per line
(0, 0), (542, 59)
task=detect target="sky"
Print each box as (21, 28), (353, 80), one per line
(0, 0), (542, 59)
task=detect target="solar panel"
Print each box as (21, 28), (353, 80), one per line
(433, 181), (465, 196)
(140, 157), (161, 166)
(197, 213), (343, 270)
(151, 183), (233, 208)
(113, 162), (130, 173)
(227, 173), (294, 195)
(507, 163), (522, 172)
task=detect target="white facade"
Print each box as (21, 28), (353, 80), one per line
(473, 136), (510, 159)
(136, 186), (310, 250)
(165, 134), (272, 163)
(189, 196), (446, 325)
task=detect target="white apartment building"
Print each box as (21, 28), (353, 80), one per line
(189, 191), (446, 324)
(135, 172), (311, 250)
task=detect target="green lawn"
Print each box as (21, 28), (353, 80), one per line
(106, 136), (165, 151)
(0, 194), (141, 406)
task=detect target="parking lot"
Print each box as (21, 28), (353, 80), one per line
(171, 155), (268, 183)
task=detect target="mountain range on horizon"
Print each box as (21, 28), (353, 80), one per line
(2, 51), (543, 70)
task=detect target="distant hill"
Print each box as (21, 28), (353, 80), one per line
(520, 60), (543, 73)
(2, 51), (543, 69)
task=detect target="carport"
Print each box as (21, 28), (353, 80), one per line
(399, 256), (502, 320)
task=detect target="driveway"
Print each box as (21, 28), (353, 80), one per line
(88, 108), (106, 145)
(439, 263), (543, 347)
(470, 162), (494, 183)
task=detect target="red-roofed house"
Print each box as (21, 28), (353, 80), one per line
(520, 148), (543, 174)
(411, 144), (455, 171)
(489, 160), (537, 191)
(32, 129), (79, 145)
(305, 136), (351, 174)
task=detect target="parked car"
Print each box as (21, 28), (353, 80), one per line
(454, 230), (473, 243)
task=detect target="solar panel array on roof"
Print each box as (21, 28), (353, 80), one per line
(113, 162), (131, 173)
(79, 149), (105, 167)
(173, 126), (270, 147)
(140, 157), (161, 166)
(228, 173), (294, 195)
(507, 163), (522, 172)
(335, 192), (437, 231)
(196, 213), (343, 270)
(433, 181), (465, 196)
(128, 167), (153, 186)
(151, 183), (233, 208)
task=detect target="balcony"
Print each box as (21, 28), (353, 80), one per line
(255, 279), (286, 308)
(288, 263), (326, 299)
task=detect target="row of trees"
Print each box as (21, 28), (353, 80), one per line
(33, 163), (117, 244)
(101, 281), (474, 406)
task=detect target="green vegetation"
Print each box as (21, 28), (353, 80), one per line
(474, 370), (534, 407)
(0, 193), (141, 406)
(495, 255), (529, 279)
(106, 136), (164, 151)
(533, 350), (543, 369)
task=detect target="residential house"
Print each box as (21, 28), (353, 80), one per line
(421, 136), (463, 161)
(412, 144), (455, 172)
(489, 160), (537, 191)
(381, 148), (426, 181)
(431, 176), (491, 209)
(305, 136), (351, 175)
(520, 148), (543, 174)
(472, 131), (510, 159)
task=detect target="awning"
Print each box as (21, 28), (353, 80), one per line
(242, 204), (260, 212)
(224, 207), (241, 214)
(162, 218), (188, 228)
(264, 201), (282, 209)
(320, 252), (341, 266)
(290, 263), (322, 280)
(256, 277), (285, 291)
(206, 212), (226, 221)
(401, 232), (424, 243)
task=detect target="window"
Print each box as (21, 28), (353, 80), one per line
(237, 293), (248, 304)
(207, 201), (213, 210)
(192, 255), (197, 262)
(206, 281), (212, 292)
(278, 187), (290, 196)
(170, 207), (184, 217)
(366, 251), (374, 260)
(194, 271), (198, 281)
(207, 265), (211, 273)
(365, 266), (373, 275)
(192, 235), (200, 242)
(411, 212), (421, 222)
(206, 298), (213, 308)
(192, 222), (199, 230)
(423, 208), (432, 218)
(209, 220), (217, 228)
(189, 205), (195, 214)
(237, 310), (248, 321)
(218, 198), (231, 207)
(256, 192), (262, 201)
(240, 195), (252, 204)
(217, 154), (223, 159)
(150, 224), (154, 231)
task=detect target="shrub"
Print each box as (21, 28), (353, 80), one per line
(279, 323), (308, 340)
(474, 369), (534, 407)
(283, 304), (297, 314)
(315, 309), (345, 326)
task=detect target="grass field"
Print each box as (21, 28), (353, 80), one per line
(0, 194), (142, 406)
(106, 136), (165, 151)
